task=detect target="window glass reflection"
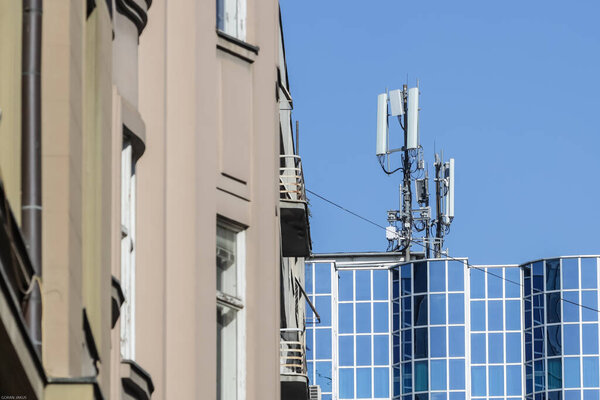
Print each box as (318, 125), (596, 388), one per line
(415, 360), (428, 392)
(315, 329), (332, 359)
(533, 294), (545, 325)
(374, 302), (388, 333)
(471, 301), (485, 331)
(488, 332), (504, 364)
(546, 292), (561, 324)
(535, 359), (545, 391)
(414, 295), (428, 326)
(356, 335), (371, 366)
(316, 296), (332, 326)
(430, 294), (446, 325)
(581, 258), (597, 289)
(338, 270), (353, 301)
(547, 358), (562, 389)
(506, 332), (521, 363)
(373, 335), (388, 365)
(402, 329), (412, 361)
(489, 365), (504, 396)
(356, 270), (371, 300)
(448, 293), (464, 324)
(356, 303), (371, 333)
(563, 291), (579, 322)
(430, 326), (446, 357)
(373, 270), (388, 300)
(431, 359), (447, 390)
(339, 303), (353, 334)
(448, 261), (464, 291)
(470, 268), (485, 299)
(471, 333), (486, 363)
(402, 362), (412, 394)
(402, 264), (411, 295)
(506, 300), (521, 330)
(305, 264), (313, 293)
(449, 326), (465, 357)
(562, 258), (579, 290)
(582, 357), (599, 387)
(507, 365), (522, 396)
(534, 327), (545, 359)
(471, 366), (486, 396)
(582, 324), (599, 354)
(546, 259), (560, 291)
(339, 336), (354, 366)
(505, 267), (521, 298)
(315, 263), (331, 294)
(429, 261), (445, 292)
(487, 268), (503, 298)
(449, 359), (465, 390)
(582, 291), (598, 322)
(533, 261), (544, 293)
(316, 361), (332, 392)
(488, 300), (503, 331)
(402, 297), (411, 328)
(414, 327), (428, 359)
(339, 368), (354, 399)
(564, 357), (580, 388)
(356, 367), (372, 398)
(563, 324), (580, 355)
(414, 262), (427, 294)
(374, 367), (389, 398)
(546, 325), (561, 357)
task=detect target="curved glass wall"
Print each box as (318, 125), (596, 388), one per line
(392, 259), (468, 400)
(469, 266), (523, 400)
(523, 256), (600, 400)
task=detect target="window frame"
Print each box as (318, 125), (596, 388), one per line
(216, 0), (247, 41)
(216, 217), (246, 400)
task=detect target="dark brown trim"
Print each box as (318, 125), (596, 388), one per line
(216, 30), (259, 54)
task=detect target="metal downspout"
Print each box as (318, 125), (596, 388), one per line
(22, 0), (43, 356)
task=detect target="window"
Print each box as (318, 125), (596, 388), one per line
(217, 219), (245, 400)
(216, 0), (246, 40)
(120, 137), (136, 360)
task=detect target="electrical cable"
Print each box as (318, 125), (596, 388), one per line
(305, 188), (600, 314)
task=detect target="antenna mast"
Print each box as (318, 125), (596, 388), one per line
(375, 84), (455, 260)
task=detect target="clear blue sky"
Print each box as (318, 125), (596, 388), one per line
(280, 0), (600, 265)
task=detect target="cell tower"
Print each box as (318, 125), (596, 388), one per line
(375, 84), (455, 260)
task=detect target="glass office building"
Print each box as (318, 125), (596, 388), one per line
(306, 254), (600, 400)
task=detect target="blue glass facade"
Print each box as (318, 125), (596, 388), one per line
(307, 256), (600, 400)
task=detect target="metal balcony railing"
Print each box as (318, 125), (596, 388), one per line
(0, 179), (35, 319)
(279, 155), (306, 202)
(280, 328), (307, 376)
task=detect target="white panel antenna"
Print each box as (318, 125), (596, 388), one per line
(406, 87), (419, 149)
(448, 158), (455, 218)
(389, 89), (404, 116)
(376, 93), (388, 156)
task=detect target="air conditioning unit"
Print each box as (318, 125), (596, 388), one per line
(308, 385), (321, 400)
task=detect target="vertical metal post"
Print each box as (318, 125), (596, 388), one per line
(22, 0), (43, 356)
(434, 154), (442, 258)
(402, 85), (411, 261)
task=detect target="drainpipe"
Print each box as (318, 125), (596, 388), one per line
(22, 0), (43, 356)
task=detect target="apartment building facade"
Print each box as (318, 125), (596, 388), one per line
(307, 254), (600, 400)
(0, 1), (310, 399)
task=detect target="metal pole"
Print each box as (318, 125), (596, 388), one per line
(22, 0), (43, 356)
(402, 85), (411, 261)
(434, 154), (442, 258)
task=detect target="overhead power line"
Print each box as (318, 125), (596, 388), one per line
(306, 188), (600, 314)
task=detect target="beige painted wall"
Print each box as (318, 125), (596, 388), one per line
(0, 1), (22, 216)
(136, 0), (282, 398)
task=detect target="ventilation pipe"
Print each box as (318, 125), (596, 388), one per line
(21, 0), (43, 356)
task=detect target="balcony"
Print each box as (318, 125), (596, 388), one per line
(0, 180), (45, 398)
(279, 155), (311, 257)
(280, 328), (309, 400)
